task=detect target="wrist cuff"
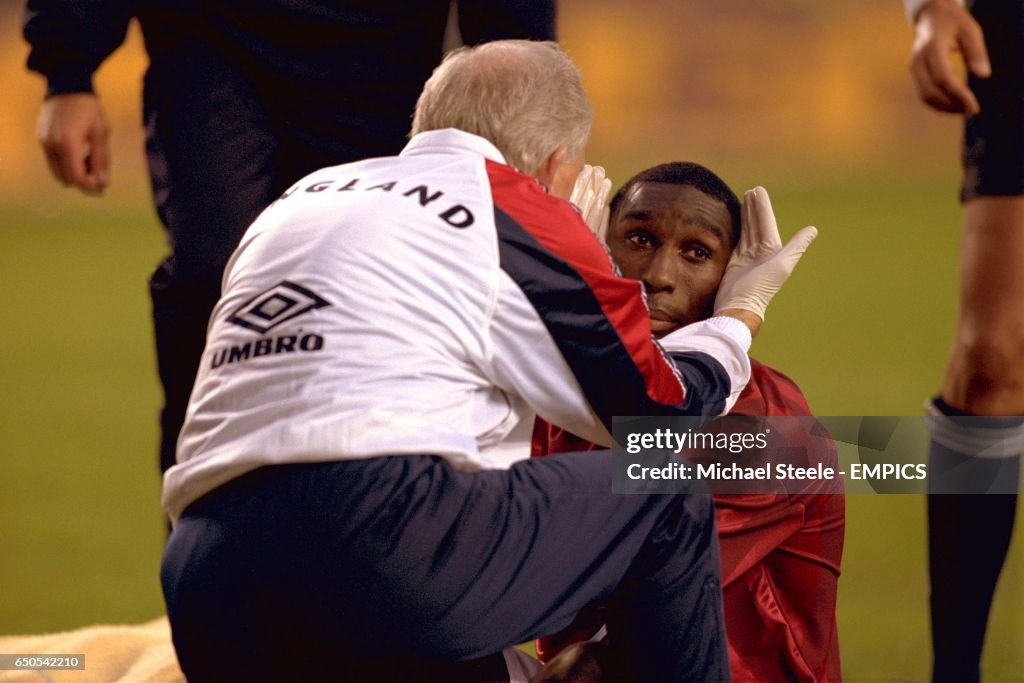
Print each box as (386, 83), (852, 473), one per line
(45, 71), (95, 98)
(707, 316), (752, 352)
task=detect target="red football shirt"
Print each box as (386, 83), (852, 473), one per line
(532, 359), (844, 682)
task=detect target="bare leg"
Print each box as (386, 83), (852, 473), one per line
(943, 197), (1024, 414)
(930, 197), (1024, 683)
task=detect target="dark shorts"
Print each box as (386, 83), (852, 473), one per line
(962, 0), (1024, 200)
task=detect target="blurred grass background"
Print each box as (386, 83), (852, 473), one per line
(1, 0), (1021, 680)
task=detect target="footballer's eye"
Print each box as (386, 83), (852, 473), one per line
(626, 230), (657, 248)
(684, 244), (713, 262)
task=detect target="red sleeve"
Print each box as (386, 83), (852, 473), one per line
(730, 359), (814, 417)
(717, 360), (844, 682)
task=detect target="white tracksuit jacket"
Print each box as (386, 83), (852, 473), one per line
(162, 129), (751, 522)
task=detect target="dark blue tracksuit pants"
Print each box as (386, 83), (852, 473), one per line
(161, 451), (729, 682)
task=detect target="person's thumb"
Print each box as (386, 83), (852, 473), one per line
(87, 122), (112, 191)
(777, 225), (818, 265)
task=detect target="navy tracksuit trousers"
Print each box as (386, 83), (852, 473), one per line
(161, 452), (729, 682)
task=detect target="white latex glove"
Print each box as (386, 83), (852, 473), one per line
(569, 164), (612, 238)
(714, 187), (817, 320)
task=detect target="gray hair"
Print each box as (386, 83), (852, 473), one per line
(411, 40), (593, 174)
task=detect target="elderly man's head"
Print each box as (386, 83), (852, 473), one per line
(606, 162), (742, 336)
(411, 40), (593, 198)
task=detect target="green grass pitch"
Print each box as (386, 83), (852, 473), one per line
(1, 170), (1020, 681)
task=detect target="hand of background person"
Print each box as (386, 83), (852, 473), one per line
(37, 93), (111, 194)
(714, 187), (817, 333)
(909, 0), (991, 115)
(569, 164), (611, 238)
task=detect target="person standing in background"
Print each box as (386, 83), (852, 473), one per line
(23, 0), (556, 476)
(906, 1), (1022, 681)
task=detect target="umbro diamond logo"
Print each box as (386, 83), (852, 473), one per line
(227, 280), (331, 334)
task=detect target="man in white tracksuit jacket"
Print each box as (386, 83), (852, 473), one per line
(160, 40), (816, 682)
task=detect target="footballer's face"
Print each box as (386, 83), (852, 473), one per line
(607, 182), (735, 337)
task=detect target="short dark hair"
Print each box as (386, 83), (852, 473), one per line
(609, 162), (742, 247)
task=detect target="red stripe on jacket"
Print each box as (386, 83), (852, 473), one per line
(485, 159), (684, 406)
